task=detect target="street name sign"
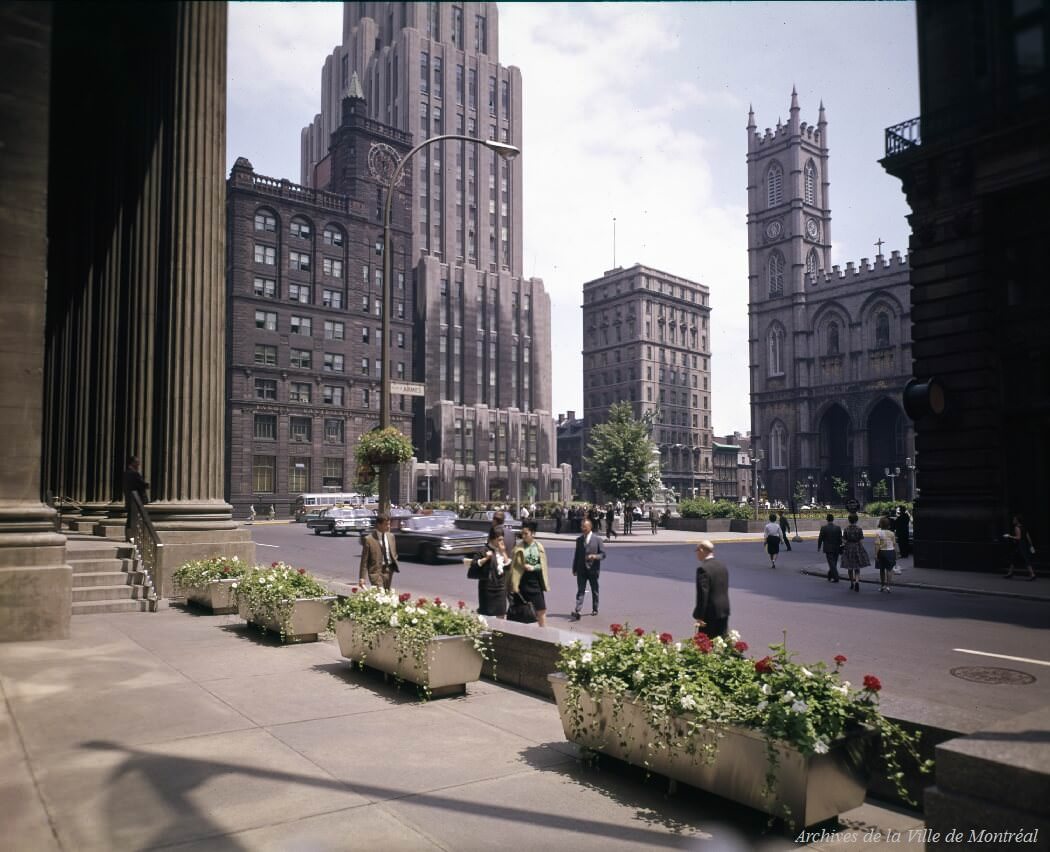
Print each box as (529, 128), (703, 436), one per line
(390, 381), (425, 397)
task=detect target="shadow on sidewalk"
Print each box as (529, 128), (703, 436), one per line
(81, 740), (722, 850)
(309, 660), (421, 705)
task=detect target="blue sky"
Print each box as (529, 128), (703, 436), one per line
(228, 1), (919, 436)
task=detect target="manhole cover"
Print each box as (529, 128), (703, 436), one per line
(950, 666), (1036, 685)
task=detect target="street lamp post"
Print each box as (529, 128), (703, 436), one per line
(379, 134), (520, 513)
(884, 466), (900, 502)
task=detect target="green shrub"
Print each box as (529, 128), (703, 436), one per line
(864, 500), (913, 518)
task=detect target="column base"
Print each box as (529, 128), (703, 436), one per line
(0, 506), (70, 642)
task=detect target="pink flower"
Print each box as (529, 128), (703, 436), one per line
(863, 674), (882, 693)
(610, 623), (623, 635)
(634, 627), (646, 637)
(659, 632), (673, 645)
(754, 656), (773, 674)
(734, 641), (749, 653)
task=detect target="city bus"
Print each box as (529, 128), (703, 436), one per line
(292, 492), (363, 522)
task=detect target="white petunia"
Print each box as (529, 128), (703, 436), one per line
(389, 614), (399, 627)
(411, 618), (418, 625)
(791, 700), (808, 714)
(636, 640), (644, 651)
(680, 694), (697, 711)
(757, 700), (768, 711)
(833, 684), (849, 696)
(713, 636), (727, 650)
(566, 659), (576, 670)
(783, 690), (796, 702)
(761, 683), (771, 695)
(728, 629), (741, 643)
(842, 680), (851, 689)
(633, 670), (645, 683)
(674, 642), (682, 652)
(581, 652), (593, 664)
(814, 739), (830, 755)
(476, 615), (488, 627)
(800, 667), (813, 678)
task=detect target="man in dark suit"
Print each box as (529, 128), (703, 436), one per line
(359, 513), (399, 590)
(693, 540), (730, 638)
(122, 455), (149, 542)
(571, 518), (605, 620)
(817, 513), (843, 582)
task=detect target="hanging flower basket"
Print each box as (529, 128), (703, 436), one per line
(355, 426), (414, 468)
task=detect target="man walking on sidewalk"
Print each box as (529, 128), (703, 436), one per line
(571, 518), (605, 620)
(817, 513), (843, 582)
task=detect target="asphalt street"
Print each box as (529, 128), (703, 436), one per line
(250, 523), (1049, 733)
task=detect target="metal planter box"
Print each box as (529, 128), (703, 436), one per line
(183, 579), (238, 614)
(237, 596), (336, 642)
(335, 620), (483, 697)
(549, 673), (870, 828)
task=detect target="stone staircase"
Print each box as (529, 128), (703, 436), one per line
(67, 534), (152, 614)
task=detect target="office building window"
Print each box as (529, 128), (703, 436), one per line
(323, 353), (344, 372)
(289, 251), (311, 272)
(254, 244), (275, 265)
(324, 320), (344, 340)
(289, 382), (311, 403)
(253, 277), (275, 298)
(289, 348), (311, 369)
(324, 418), (344, 444)
(253, 414), (276, 440)
(288, 458), (310, 493)
(252, 456), (276, 493)
(288, 283), (310, 304)
(254, 344), (276, 366)
(289, 217), (311, 239)
(255, 310), (277, 331)
(290, 416), (312, 443)
(323, 258), (343, 278)
(290, 315), (311, 336)
(322, 457), (343, 490)
(323, 385), (344, 406)
(254, 211), (276, 232)
(322, 227), (343, 247)
(322, 288), (342, 309)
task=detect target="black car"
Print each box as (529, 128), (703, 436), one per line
(454, 510), (523, 533)
(394, 515), (488, 563)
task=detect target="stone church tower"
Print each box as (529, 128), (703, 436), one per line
(748, 90), (915, 505)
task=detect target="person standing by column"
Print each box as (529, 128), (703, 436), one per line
(570, 518), (605, 620)
(693, 540), (730, 639)
(817, 513), (843, 582)
(359, 513), (399, 590)
(122, 455), (149, 542)
(763, 512), (782, 568)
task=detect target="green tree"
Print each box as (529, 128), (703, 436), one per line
(793, 480), (809, 507)
(873, 479), (889, 500)
(583, 402), (660, 504)
(832, 476), (849, 505)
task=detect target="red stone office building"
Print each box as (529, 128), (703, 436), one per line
(225, 90), (414, 517)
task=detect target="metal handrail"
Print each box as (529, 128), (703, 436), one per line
(884, 116), (921, 157)
(127, 490), (161, 611)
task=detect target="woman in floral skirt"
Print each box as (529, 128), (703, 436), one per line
(840, 513), (871, 592)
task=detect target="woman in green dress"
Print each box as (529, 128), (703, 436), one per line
(510, 521), (550, 627)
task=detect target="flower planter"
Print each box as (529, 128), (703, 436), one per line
(548, 673), (871, 828)
(335, 620), (484, 698)
(183, 579), (239, 614)
(237, 596), (336, 643)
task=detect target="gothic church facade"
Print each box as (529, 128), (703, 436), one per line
(748, 91), (914, 505)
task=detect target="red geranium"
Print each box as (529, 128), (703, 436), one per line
(834, 654), (848, 666)
(610, 623), (623, 635)
(271, 561), (280, 568)
(863, 674), (882, 692)
(398, 592), (412, 602)
(754, 656), (773, 674)
(457, 600), (466, 609)
(693, 633), (713, 654)
(297, 567), (306, 575)
(416, 597), (428, 607)
(734, 641), (749, 653)
(434, 597), (442, 606)
(634, 627), (646, 637)
(659, 632), (673, 645)
(351, 586), (359, 594)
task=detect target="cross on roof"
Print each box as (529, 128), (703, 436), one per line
(874, 237), (885, 256)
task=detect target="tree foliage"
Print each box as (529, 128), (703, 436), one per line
(583, 402), (660, 504)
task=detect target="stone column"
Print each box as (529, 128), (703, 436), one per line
(147, 2), (253, 592)
(0, 3), (70, 641)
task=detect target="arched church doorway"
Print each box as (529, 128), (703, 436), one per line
(868, 399), (907, 499)
(818, 405), (852, 503)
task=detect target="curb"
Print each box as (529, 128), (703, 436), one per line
(799, 568), (1050, 603)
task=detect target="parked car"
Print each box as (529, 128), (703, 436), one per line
(454, 510), (522, 533)
(356, 507), (414, 540)
(307, 508), (374, 536)
(395, 515), (488, 563)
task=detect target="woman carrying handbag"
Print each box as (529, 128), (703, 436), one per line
(509, 521), (550, 627)
(468, 526), (511, 617)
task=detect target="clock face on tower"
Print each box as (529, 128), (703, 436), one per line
(805, 217), (820, 240)
(764, 220), (783, 241)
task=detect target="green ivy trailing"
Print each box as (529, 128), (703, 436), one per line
(354, 426), (415, 486)
(172, 556), (248, 594)
(330, 587), (496, 699)
(557, 626), (932, 828)
(232, 562), (331, 642)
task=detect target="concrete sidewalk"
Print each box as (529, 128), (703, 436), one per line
(1, 610), (926, 852)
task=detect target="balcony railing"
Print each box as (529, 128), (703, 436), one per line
(884, 117), (921, 157)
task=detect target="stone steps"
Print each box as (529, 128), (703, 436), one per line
(72, 600), (152, 615)
(72, 571), (132, 588)
(70, 557), (133, 574)
(72, 584), (145, 602)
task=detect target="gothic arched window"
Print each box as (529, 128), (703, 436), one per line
(767, 161), (783, 208)
(767, 325), (784, 375)
(827, 321), (840, 356)
(875, 311), (890, 348)
(770, 422), (787, 469)
(806, 248), (819, 280)
(768, 251), (785, 297)
(804, 159), (817, 205)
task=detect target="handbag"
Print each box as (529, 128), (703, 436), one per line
(467, 556), (483, 580)
(506, 592), (537, 624)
